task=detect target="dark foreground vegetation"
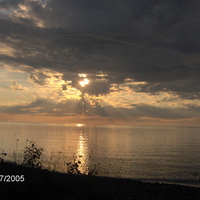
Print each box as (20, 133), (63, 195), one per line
(0, 162), (200, 200)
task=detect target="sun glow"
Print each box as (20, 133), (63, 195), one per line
(76, 124), (84, 127)
(79, 78), (90, 87)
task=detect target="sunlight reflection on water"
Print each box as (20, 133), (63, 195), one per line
(76, 128), (89, 174)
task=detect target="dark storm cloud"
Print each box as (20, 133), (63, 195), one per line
(0, 0), (24, 9)
(1, 0), (200, 98)
(127, 77), (200, 99)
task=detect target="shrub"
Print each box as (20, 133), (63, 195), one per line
(66, 156), (98, 176)
(22, 140), (43, 168)
(66, 159), (82, 175)
(0, 150), (7, 162)
(88, 164), (98, 176)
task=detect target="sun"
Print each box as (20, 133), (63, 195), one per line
(79, 77), (90, 87)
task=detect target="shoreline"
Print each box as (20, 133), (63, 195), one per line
(134, 178), (200, 189)
(0, 162), (200, 200)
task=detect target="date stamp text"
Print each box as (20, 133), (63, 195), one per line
(0, 175), (25, 182)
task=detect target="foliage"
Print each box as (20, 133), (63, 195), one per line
(66, 158), (82, 175)
(66, 156), (98, 176)
(88, 164), (98, 176)
(22, 140), (43, 168)
(0, 150), (7, 162)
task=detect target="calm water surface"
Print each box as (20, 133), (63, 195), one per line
(0, 122), (200, 187)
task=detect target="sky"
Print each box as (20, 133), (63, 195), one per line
(0, 0), (200, 126)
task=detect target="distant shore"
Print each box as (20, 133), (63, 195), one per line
(0, 162), (200, 200)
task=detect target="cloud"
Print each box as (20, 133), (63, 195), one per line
(31, 0), (200, 55)
(10, 80), (28, 91)
(28, 71), (50, 86)
(0, 0), (25, 9)
(127, 78), (200, 100)
(1, 97), (200, 122)
(0, 98), (86, 116)
(62, 72), (111, 96)
(1, 0), (200, 124)
(0, 4), (197, 78)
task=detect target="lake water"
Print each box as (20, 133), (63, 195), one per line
(0, 121), (200, 187)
